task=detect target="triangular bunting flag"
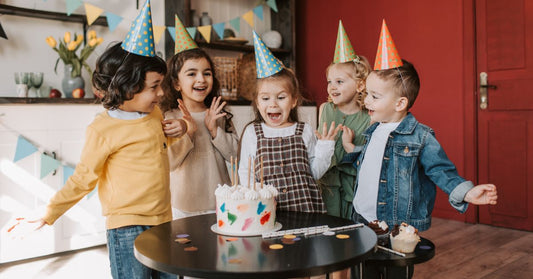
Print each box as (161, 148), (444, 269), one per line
(253, 6), (264, 21)
(121, 0), (155, 57)
(374, 19), (403, 70)
(167, 27), (176, 41)
(40, 153), (61, 179)
(267, 0), (278, 12)
(13, 136), (38, 162)
(242, 11), (254, 28)
(229, 18), (241, 33)
(153, 25), (166, 44)
(87, 186), (98, 200)
(84, 3), (104, 26)
(333, 20), (358, 63)
(253, 30), (284, 78)
(213, 22), (225, 40)
(186, 27), (197, 40)
(105, 11), (122, 32)
(66, 0), (83, 16)
(198, 25), (212, 43)
(63, 165), (75, 185)
(0, 20), (7, 40)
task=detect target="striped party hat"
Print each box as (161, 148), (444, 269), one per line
(333, 20), (358, 63)
(253, 30), (284, 78)
(175, 14), (198, 54)
(374, 19), (403, 70)
(121, 0), (155, 57)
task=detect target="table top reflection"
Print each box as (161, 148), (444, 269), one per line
(134, 211), (377, 278)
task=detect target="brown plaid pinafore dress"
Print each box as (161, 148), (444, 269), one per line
(254, 122), (327, 213)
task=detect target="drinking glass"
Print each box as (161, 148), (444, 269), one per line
(30, 72), (44, 97)
(14, 72), (29, 97)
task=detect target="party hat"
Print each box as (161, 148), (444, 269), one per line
(374, 19), (403, 70)
(175, 14), (198, 54)
(121, 0), (155, 57)
(252, 31), (284, 78)
(333, 20), (358, 63)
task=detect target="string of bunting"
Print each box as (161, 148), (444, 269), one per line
(1, 122), (97, 199)
(49, 0), (277, 44)
(0, 18), (7, 40)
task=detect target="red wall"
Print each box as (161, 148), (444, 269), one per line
(296, 0), (474, 222)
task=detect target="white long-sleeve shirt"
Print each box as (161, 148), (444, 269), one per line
(238, 122), (335, 185)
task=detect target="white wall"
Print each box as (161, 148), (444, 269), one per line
(0, 0), (167, 98)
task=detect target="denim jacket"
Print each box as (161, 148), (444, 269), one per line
(342, 113), (473, 231)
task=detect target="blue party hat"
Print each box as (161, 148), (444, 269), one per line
(121, 0), (155, 57)
(252, 31), (284, 78)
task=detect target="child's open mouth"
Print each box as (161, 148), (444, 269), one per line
(193, 86), (207, 92)
(267, 113), (282, 121)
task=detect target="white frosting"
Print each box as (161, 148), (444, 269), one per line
(230, 190), (245, 200)
(378, 221), (389, 231)
(404, 225), (416, 234)
(244, 189), (260, 200)
(215, 184), (233, 198)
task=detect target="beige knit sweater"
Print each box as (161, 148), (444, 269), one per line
(165, 109), (238, 213)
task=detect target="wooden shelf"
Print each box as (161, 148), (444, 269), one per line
(197, 41), (291, 55)
(0, 4), (107, 26)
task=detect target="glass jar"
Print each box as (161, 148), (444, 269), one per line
(200, 12), (212, 26)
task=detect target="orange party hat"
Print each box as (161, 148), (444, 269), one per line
(333, 20), (358, 63)
(175, 14), (198, 54)
(374, 19), (403, 70)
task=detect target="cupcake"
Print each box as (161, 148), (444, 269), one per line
(390, 223), (420, 253)
(368, 220), (389, 245)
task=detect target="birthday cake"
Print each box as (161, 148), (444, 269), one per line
(214, 183), (278, 236)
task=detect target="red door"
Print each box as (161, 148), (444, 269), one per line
(476, 0), (533, 231)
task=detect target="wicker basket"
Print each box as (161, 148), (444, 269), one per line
(237, 53), (257, 101)
(214, 56), (240, 100)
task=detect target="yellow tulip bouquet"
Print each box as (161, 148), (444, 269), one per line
(45, 30), (104, 77)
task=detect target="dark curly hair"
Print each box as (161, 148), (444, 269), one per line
(91, 42), (167, 109)
(160, 48), (233, 132)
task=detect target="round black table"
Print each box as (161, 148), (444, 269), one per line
(365, 237), (435, 278)
(134, 211), (377, 278)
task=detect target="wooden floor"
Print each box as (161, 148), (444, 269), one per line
(0, 217), (531, 278)
(415, 218), (533, 278)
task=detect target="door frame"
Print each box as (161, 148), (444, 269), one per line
(462, 0), (478, 224)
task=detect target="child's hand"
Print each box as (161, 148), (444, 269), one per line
(6, 217), (46, 239)
(178, 99), (197, 138)
(162, 119), (188, 138)
(464, 184), (498, 205)
(204, 96), (227, 139)
(341, 126), (355, 144)
(341, 126), (356, 153)
(315, 121), (342, 141)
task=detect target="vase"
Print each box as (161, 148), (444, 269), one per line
(61, 64), (85, 98)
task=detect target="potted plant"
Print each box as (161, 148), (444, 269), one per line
(45, 30), (103, 97)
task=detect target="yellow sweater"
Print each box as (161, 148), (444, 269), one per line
(43, 106), (191, 229)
